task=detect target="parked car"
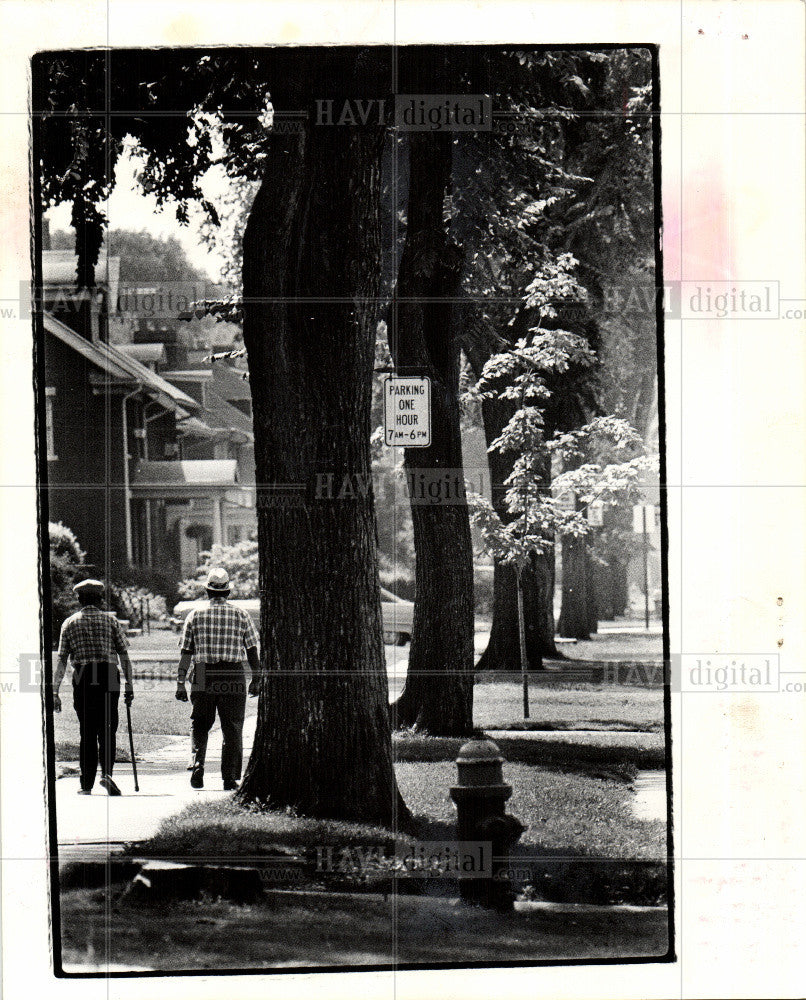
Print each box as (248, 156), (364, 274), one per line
(171, 586), (414, 646)
(379, 586), (414, 645)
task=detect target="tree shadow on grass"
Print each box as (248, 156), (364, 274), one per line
(393, 732), (664, 777)
(404, 818), (669, 907)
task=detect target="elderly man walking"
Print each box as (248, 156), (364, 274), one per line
(52, 579), (134, 795)
(175, 568), (260, 790)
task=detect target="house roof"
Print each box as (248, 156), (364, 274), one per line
(176, 416), (216, 440)
(118, 343), (168, 365)
(45, 312), (200, 415)
(163, 362), (251, 401)
(203, 390), (254, 440)
(42, 251), (121, 309)
(161, 370), (212, 382)
(161, 372), (253, 440)
(212, 361), (252, 401)
(131, 459), (239, 488)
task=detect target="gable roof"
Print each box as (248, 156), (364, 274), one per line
(159, 371), (253, 440)
(212, 361), (252, 401)
(44, 312), (199, 415)
(203, 390), (254, 440)
(164, 362), (252, 402)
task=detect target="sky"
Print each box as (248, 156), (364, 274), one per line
(46, 147), (231, 282)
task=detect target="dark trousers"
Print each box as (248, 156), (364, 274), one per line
(190, 662), (246, 781)
(72, 662), (120, 791)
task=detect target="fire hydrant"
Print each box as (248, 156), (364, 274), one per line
(449, 738), (525, 911)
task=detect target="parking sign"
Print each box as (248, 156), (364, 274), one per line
(383, 376), (431, 447)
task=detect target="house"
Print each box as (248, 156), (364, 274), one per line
(43, 309), (199, 578)
(154, 366), (257, 572)
(130, 459), (254, 576)
(41, 250), (257, 584)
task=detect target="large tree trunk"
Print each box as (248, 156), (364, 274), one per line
(237, 126), (410, 829)
(389, 131), (475, 736)
(477, 557), (558, 670)
(593, 557), (615, 621)
(558, 531), (591, 640)
(472, 392), (560, 669)
(610, 558), (630, 618)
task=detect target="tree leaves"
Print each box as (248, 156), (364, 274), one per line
(468, 263), (656, 573)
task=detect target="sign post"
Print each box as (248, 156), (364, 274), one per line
(383, 375), (431, 448)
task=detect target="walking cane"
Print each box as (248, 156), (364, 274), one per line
(126, 701), (140, 792)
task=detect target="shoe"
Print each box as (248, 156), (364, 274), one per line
(99, 776), (121, 796)
(223, 779), (238, 791)
(190, 767), (204, 789)
(77, 788), (92, 795)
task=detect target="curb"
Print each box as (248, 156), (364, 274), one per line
(102, 864), (671, 917)
(513, 900), (667, 916)
(66, 856), (668, 911)
(263, 887), (669, 917)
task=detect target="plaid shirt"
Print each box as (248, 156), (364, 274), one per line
(179, 597), (259, 663)
(58, 606), (129, 664)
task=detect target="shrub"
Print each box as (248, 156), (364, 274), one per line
(178, 539), (259, 600)
(378, 555), (415, 601)
(111, 566), (181, 613)
(49, 522), (87, 635)
(109, 585), (168, 628)
(473, 567), (494, 617)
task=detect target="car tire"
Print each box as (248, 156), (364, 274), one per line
(396, 633), (411, 646)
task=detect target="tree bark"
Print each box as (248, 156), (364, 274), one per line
(610, 559), (629, 618)
(592, 557), (615, 620)
(477, 556), (558, 670)
(237, 126), (410, 829)
(389, 131), (475, 736)
(558, 531), (591, 640)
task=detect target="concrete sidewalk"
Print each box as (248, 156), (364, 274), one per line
(56, 714), (258, 850)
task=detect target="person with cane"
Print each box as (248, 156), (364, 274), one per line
(52, 579), (134, 795)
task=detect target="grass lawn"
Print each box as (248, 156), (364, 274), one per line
(60, 889), (669, 970)
(396, 762), (665, 861)
(473, 682), (664, 732)
(137, 760), (665, 865)
(128, 627), (663, 661)
(63, 757), (668, 972)
(130, 755), (667, 908)
(560, 632), (663, 662)
(52, 678), (258, 761)
(393, 730), (665, 771)
(54, 734), (176, 765)
(140, 799), (414, 860)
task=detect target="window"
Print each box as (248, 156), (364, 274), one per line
(45, 387), (57, 460)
